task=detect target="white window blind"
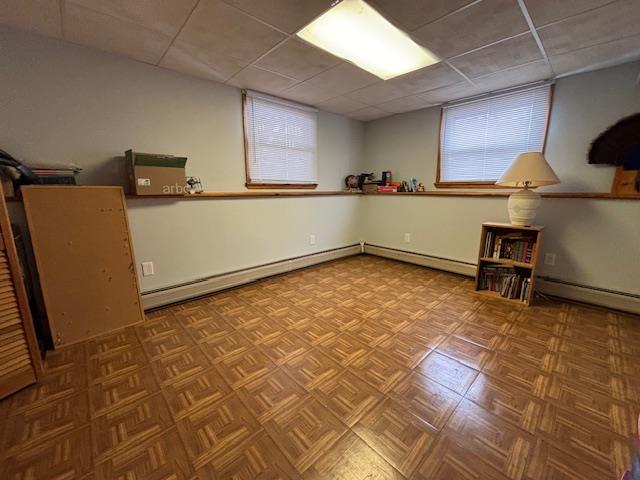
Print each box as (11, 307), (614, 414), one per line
(244, 91), (318, 185)
(439, 84), (551, 183)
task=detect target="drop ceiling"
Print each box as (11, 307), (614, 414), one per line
(1, 0), (640, 121)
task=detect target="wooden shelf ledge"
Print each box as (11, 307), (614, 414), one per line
(479, 257), (533, 269)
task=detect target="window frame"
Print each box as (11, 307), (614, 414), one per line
(434, 84), (554, 189)
(242, 91), (319, 190)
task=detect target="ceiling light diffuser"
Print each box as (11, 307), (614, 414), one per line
(296, 0), (439, 80)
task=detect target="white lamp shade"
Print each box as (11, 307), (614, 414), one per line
(496, 152), (560, 188)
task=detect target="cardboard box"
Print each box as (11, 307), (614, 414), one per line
(126, 150), (188, 195)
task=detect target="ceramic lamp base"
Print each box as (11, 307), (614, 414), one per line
(507, 188), (541, 226)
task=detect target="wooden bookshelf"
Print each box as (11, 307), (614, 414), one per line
(475, 222), (543, 306)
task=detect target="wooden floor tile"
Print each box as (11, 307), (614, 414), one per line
(524, 440), (611, 480)
(2, 426), (93, 479)
(177, 393), (260, 470)
(388, 371), (461, 430)
(199, 430), (301, 479)
(95, 428), (194, 480)
(200, 330), (253, 363)
(378, 332), (431, 368)
(482, 353), (550, 398)
(3, 365), (87, 413)
(353, 397), (438, 477)
(466, 373), (544, 434)
(236, 369), (307, 423)
(416, 352), (478, 395)
(303, 431), (404, 480)
(1, 391), (89, 455)
(264, 396), (347, 473)
(150, 345), (211, 386)
(215, 347), (276, 389)
(89, 367), (159, 417)
(445, 399), (535, 480)
(86, 327), (140, 358)
(413, 433), (510, 480)
(282, 349), (341, 390)
(259, 331), (310, 366)
(436, 336), (493, 370)
(453, 323), (504, 350)
(348, 350), (410, 393)
(4, 256), (638, 479)
(88, 346), (149, 382)
(162, 367), (232, 420)
(311, 369), (383, 427)
(536, 403), (633, 477)
(91, 393), (173, 461)
(318, 332), (371, 367)
(399, 321), (448, 349)
(183, 314), (234, 343)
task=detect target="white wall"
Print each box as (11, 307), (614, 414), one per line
(0, 27), (365, 292)
(363, 62), (640, 295)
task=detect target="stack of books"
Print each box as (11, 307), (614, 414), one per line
(479, 265), (529, 300)
(483, 232), (535, 263)
(29, 164), (82, 185)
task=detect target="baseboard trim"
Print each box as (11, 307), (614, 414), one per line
(364, 244), (640, 314)
(141, 245), (361, 310)
(363, 244), (477, 276)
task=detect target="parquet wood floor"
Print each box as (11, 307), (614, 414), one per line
(1, 255), (639, 479)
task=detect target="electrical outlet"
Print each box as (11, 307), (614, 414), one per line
(544, 253), (556, 266)
(141, 261), (155, 276)
(309, 234), (316, 245)
(403, 233), (411, 243)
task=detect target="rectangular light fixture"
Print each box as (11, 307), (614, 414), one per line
(296, 0), (439, 80)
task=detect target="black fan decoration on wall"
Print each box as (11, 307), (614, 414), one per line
(588, 113), (640, 191)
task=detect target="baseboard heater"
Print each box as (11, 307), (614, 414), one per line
(141, 242), (639, 315)
(141, 244), (361, 309)
(364, 243), (640, 315)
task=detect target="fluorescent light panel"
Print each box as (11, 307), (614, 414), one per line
(297, 0), (439, 80)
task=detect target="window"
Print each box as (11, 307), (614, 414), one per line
(243, 90), (318, 188)
(437, 84), (552, 187)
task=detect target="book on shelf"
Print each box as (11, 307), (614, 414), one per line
(483, 231), (536, 263)
(478, 265), (530, 300)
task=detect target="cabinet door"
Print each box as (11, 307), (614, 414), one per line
(0, 189), (41, 399)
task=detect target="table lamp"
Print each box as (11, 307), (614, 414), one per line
(496, 152), (560, 226)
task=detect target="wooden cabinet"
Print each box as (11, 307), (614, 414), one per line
(0, 186), (41, 399)
(22, 186), (144, 348)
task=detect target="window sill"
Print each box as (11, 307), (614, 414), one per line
(434, 181), (501, 189)
(245, 183), (318, 190)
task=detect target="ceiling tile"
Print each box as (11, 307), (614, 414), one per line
(222, 0), (330, 34)
(0, 0), (62, 38)
(317, 96), (368, 115)
(473, 60), (552, 90)
(348, 106), (387, 121)
(523, 0), (615, 28)
(346, 81), (409, 105)
(227, 65), (299, 93)
(419, 82), (480, 104)
(160, 40), (246, 82)
(306, 62), (380, 96)
(279, 82), (336, 105)
(389, 61), (467, 95)
(67, 0), (198, 37)
(537, 0), (640, 56)
(369, 0), (474, 32)
(175, 0), (287, 69)
(411, 0), (529, 58)
(449, 33), (543, 78)
(549, 34), (640, 76)
(254, 38), (341, 81)
(63, 2), (172, 64)
(376, 94), (436, 114)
